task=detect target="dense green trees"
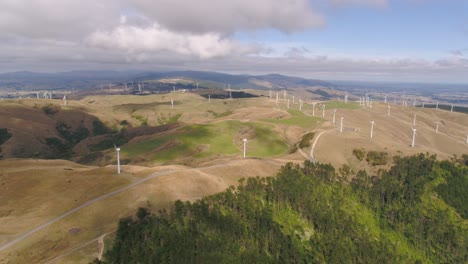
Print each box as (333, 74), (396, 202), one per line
(101, 154), (467, 263)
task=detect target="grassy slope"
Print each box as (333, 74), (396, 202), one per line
(123, 120), (288, 162)
(262, 109), (321, 128)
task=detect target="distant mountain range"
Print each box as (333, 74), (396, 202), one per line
(0, 70), (333, 91)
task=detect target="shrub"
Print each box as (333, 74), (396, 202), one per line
(366, 151), (389, 166)
(42, 104), (61, 115)
(352, 148), (366, 161)
(0, 128), (12, 145)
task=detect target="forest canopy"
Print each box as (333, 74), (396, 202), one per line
(99, 154), (468, 264)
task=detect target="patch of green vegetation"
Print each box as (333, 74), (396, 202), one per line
(42, 104), (61, 115)
(0, 128), (12, 145)
(366, 151), (389, 166)
(123, 120), (288, 162)
(298, 132), (315, 149)
(352, 148), (366, 161)
(45, 137), (72, 159)
(325, 100), (360, 110)
(262, 110), (321, 128)
(158, 113), (182, 125)
(207, 110), (234, 118)
(92, 120), (110, 136)
(132, 114), (148, 126)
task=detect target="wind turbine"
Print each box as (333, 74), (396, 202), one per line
(332, 109), (337, 125)
(340, 117), (344, 133)
(283, 90), (286, 99)
(384, 95), (387, 104)
(299, 99), (303, 111)
(422, 102), (425, 108)
(115, 145), (121, 174)
(436, 101), (439, 110)
(196, 83), (199, 90)
(208, 94), (211, 102)
(63, 95), (67, 106)
(451, 104), (454, 112)
(411, 128), (417, 148)
(370, 121), (375, 139)
(229, 90), (232, 99)
(312, 102), (316, 116)
(287, 99), (290, 109)
(243, 138), (247, 158)
(138, 83), (142, 93)
(344, 94), (348, 104)
(435, 121), (440, 134)
(269, 90), (272, 99)
(322, 104), (325, 118)
(171, 99), (174, 109)
(369, 99), (373, 109)
(276, 93), (279, 107)
(413, 114), (417, 126)
(387, 105), (391, 116)
(36, 92), (39, 99)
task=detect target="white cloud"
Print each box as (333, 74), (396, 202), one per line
(330, 0), (388, 8)
(128, 0), (325, 34)
(86, 24), (262, 59)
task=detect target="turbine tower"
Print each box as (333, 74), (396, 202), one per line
(384, 95), (387, 104)
(208, 94), (211, 102)
(312, 102), (316, 116)
(436, 101), (439, 110)
(387, 105), (391, 117)
(275, 92), (279, 107)
(115, 145), (121, 174)
(370, 121), (375, 139)
(322, 104), (325, 118)
(332, 109), (336, 125)
(287, 99), (290, 109)
(171, 99), (174, 109)
(451, 104), (454, 112)
(63, 95), (67, 106)
(413, 114), (416, 126)
(411, 128), (417, 148)
(340, 117), (344, 133)
(243, 138), (247, 159)
(435, 121), (440, 134)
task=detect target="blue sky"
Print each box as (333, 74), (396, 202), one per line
(0, 0), (467, 83)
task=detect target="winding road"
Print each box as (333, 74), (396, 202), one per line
(0, 162), (240, 252)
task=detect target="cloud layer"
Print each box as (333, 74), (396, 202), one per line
(0, 0), (466, 83)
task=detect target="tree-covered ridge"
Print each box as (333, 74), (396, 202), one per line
(101, 154), (468, 264)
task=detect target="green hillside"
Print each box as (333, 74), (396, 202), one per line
(99, 154), (468, 263)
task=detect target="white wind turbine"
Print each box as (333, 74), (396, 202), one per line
(413, 114), (417, 126)
(387, 105), (391, 116)
(287, 99), (290, 109)
(312, 102), (316, 116)
(275, 92), (279, 107)
(299, 99), (303, 111)
(340, 117), (344, 133)
(436, 101), (439, 110)
(451, 104), (454, 112)
(269, 90), (272, 99)
(36, 92), (39, 99)
(322, 104), (325, 118)
(243, 138), (248, 158)
(332, 109), (336, 125)
(435, 121), (440, 134)
(171, 98), (174, 109)
(370, 121), (375, 139)
(422, 102), (425, 108)
(411, 128), (417, 148)
(114, 144), (121, 174)
(384, 95), (387, 104)
(208, 94), (211, 103)
(292, 96), (295, 104)
(63, 95), (67, 106)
